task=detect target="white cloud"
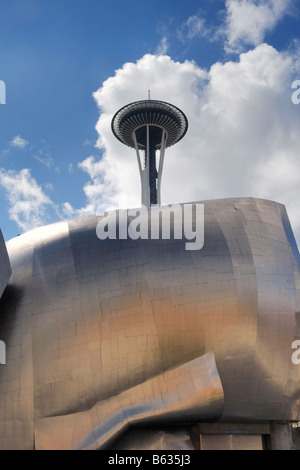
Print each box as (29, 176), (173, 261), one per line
(34, 152), (54, 168)
(0, 168), (54, 232)
(183, 15), (208, 40)
(83, 139), (93, 146)
(10, 135), (29, 149)
(177, 13), (210, 43)
(61, 154), (116, 218)
(225, 0), (293, 52)
(72, 46), (300, 244)
(156, 36), (169, 55)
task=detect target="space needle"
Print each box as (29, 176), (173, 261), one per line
(111, 95), (188, 207)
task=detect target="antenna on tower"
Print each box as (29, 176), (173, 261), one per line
(111, 99), (188, 207)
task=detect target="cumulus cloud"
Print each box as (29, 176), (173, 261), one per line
(61, 154), (116, 219)
(10, 135), (29, 149)
(156, 36), (169, 55)
(177, 14), (209, 42)
(224, 0), (293, 52)
(0, 168), (54, 232)
(72, 45), (300, 244)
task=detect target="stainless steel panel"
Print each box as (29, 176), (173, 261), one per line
(200, 434), (263, 450)
(0, 198), (299, 449)
(0, 229), (11, 299)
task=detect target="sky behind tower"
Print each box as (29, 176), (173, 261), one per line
(0, 0), (300, 245)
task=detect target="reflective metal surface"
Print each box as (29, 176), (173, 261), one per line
(0, 197), (300, 449)
(110, 428), (196, 451)
(0, 229), (11, 299)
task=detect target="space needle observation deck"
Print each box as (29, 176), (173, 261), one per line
(111, 98), (188, 206)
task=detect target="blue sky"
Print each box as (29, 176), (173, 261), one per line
(0, 0), (300, 243)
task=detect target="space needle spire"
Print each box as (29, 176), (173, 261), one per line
(111, 97), (188, 207)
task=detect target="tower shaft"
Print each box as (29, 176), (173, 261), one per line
(133, 125), (167, 207)
(148, 131), (158, 205)
(111, 99), (188, 207)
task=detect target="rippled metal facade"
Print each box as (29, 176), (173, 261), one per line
(0, 197), (300, 449)
(0, 229), (11, 299)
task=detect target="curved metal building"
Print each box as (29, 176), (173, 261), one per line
(0, 197), (299, 449)
(0, 229), (11, 299)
